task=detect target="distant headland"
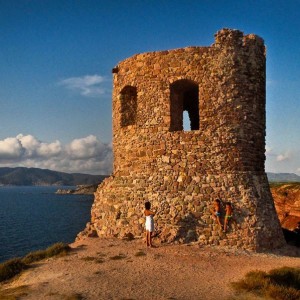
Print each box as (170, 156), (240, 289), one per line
(55, 184), (99, 195)
(0, 167), (108, 186)
(267, 172), (300, 182)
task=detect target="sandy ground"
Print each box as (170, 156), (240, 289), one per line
(1, 237), (300, 300)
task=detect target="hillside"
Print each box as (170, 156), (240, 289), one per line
(0, 167), (108, 186)
(267, 172), (300, 182)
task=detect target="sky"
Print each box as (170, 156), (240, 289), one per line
(0, 0), (299, 175)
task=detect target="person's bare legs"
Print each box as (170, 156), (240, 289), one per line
(224, 218), (228, 232)
(216, 216), (223, 229)
(149, 232), (153, 247)
(146, 231), (149, 247)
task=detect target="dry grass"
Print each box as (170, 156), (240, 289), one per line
(0, 258), (27, 282)
(81, 256), (97, 262)
(269, 182), (300, 188)
(22, 242), (70, 264)
(81, 256), (105, 264)
(231, 267), (300, 300)
(46, 292), (85, 300)
(0, 242), (70, 282)
(109, 254), (127, 260)
(0, 285), (30, 299)
(134, 250), (146, 257)
(62, 293), (85, 300)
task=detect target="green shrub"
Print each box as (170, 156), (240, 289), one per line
(231, 267), (300, 300)
(0, 258), (27, 282)
(268, 267), (300, 290)
(22, 242), (70, 264)
(0, 242), (70, 282)
(21, 250), (46, 264)
(0, 285), (30, 299)
(266, 284), (300, 300)
(231, 271), (269, 295)
(45, 242), (70, 256)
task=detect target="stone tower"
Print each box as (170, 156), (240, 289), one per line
(80, 29), (285, 251)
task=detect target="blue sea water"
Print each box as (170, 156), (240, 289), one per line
(0, 186), (93, 263)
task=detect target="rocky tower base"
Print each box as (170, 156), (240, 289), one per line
(78, 171), (285, 251)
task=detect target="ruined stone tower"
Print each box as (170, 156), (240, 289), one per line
(80, 29), (285, 251)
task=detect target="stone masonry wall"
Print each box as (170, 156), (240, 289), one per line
(78, 29), (285, 251)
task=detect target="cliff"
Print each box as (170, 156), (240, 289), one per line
(271, 183), (300, 230)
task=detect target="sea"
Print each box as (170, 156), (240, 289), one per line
(0, 186), (93, 263)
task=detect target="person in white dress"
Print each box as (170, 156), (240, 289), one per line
(144, 201), (155, 247)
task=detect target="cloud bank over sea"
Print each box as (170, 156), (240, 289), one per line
(0, 134), (112, 175)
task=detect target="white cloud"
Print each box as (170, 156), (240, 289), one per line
(266, 146), (291, 163)
(67, 135), (110, 159)
(59, 74), (108, 97)
(0, 137), (24, 159)
(265, 146), (300, 175)
(16, 134), (62, 158)
(276, 153), (290, 162)
(17, 134), (40, 156)
(0, 134), (112, 175)
(37, 141), (62, 157)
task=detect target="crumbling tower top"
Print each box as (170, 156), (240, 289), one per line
(112, 28), (266, 176)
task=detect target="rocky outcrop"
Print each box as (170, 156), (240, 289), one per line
(271, 183), (300, 230)
(56, 184), (98, 195)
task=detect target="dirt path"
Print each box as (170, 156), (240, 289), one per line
(1, 238), (300, 300)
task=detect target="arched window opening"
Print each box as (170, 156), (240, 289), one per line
(170, 80), (199, 131)
(120, 86), (137, 127)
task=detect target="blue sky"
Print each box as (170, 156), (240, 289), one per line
(0, 0), (299, 175)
